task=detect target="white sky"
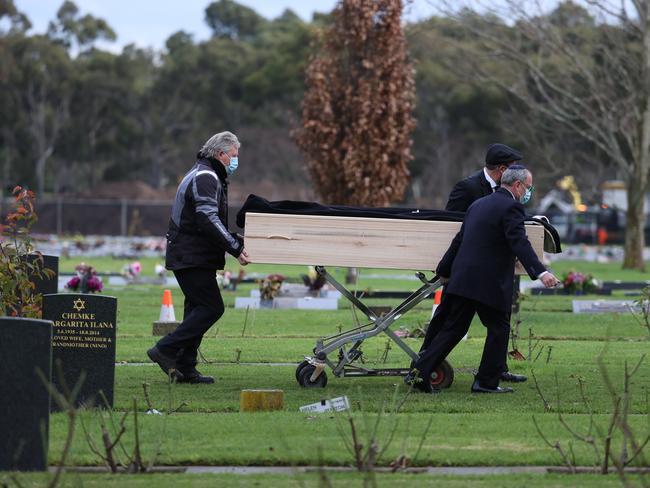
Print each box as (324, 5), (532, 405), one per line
(14, 0), (566, 52)
(16, 1), (634, 57)
(14, 0), (440, 51)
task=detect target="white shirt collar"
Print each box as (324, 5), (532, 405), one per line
(483, 167), (498, 190)
(503, 187), (516, 200)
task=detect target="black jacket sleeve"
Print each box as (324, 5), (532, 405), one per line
(436, 220), (465, 277)
(503, 203), (547, 280)
(445, 179), (474, 212)
(193, 172), (243, 257)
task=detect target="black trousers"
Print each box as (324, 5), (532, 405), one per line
(414, 293), (510, 389)
(156, 267), (224, 374)
(419, 290), (511, 374)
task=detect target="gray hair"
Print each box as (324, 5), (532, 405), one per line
(501, 166), (530, 186)
(198, 131), (240, 158)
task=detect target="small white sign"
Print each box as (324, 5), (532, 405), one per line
(299, 396), (350, 413)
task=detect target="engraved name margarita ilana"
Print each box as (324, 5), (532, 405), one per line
(52, 298), (115, 349)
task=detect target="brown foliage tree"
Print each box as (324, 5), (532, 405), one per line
(294, 0), (416, 206)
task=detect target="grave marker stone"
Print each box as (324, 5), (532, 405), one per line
(572, 300), (638, 314)
(43, 294), (117, 409)
(0, 317), (52, 471)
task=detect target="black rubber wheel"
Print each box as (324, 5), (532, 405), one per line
(295, 360), (310, 383)
(430, 360), (454, 389)
(298, 364), (328, 388)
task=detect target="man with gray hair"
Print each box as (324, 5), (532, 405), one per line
(417, 143), (526, 385)
(148, 131), (249, 384)
(407, 165), (559, 394)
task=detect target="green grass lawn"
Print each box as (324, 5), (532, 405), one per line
(548, 259), (650, 282)
(5, 258), (650, 486)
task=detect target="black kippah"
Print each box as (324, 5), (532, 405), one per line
(508, 164), (527, 171)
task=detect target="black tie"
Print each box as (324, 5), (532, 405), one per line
(493, 185), (500, 193)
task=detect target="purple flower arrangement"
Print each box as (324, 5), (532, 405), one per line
(66, 263), (103, 293)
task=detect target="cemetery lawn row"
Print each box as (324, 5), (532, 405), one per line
(108, 357), (650, 415)
(48, 408), (649, 467)
(46, 347), (649, 467)
(59, 255), (650, 286)
(109, 286), (650, 348)
(4, 472), (646, 487)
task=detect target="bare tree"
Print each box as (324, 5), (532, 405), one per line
(294, 0), (416, 207)
(444, 0), (650, 270)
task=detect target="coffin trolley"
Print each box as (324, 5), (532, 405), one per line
(238, 196), (560, 389)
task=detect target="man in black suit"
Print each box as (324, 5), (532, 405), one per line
(416, 143), (525, 384)
(409, 166), (559, 393)
(446, 143), (522, 212)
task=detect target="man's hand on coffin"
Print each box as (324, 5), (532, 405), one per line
(439, 276), (449, 285)
(237, 248), (250, 266)
(539, 272), (560, 288)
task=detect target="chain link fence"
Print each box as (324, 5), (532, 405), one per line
(0, 197), (244, 236)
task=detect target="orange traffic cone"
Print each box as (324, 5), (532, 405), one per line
(431, 287), (442, 317)
(159, 289), (176, 322)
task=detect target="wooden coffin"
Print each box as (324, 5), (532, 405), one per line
(243, 212), (545, 274)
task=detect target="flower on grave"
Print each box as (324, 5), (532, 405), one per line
(66, 276), (81, 290)
(561, 270), (601, 294)
(66, 263), (103, 293)
(260, 273), (285, 300)
(154, 263), (166, 278)
(121, 261), (142, 280)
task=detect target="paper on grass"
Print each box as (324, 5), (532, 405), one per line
(299, 396), (350, 413)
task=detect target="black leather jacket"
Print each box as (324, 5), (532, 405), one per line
(165, 156), (242, 270)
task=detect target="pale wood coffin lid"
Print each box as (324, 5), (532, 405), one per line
(243, 212), (545, 274)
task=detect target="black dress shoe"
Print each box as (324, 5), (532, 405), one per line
(500, 372), (527, 383)
(404, 370), (440, 394)
(147, 347), (184, 380)
(176, 373), (215, 384)
(471, 380), (513, 394)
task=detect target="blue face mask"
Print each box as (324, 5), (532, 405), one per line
(226, 155), (238, 176)
(520, 186), (533, 205)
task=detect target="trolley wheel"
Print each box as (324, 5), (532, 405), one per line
(298, 365), (328, 388)
(430, 360), (454, 389)
(295, 360), (310, 383)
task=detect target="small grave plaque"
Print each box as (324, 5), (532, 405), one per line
(0, 317), (52, 471)
(152, 321), (180, 336)
(572, 300), (638, 314)
(43, 294), (117, 409)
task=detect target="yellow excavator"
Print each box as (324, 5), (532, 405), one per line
(557, 175), (586, 211)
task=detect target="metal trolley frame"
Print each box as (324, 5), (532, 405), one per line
(295, 265), (454, 389)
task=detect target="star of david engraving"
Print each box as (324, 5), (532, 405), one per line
(72, 298), (85, 312)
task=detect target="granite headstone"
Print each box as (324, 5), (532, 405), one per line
(43, 294), (117, 409)
(0, 317), (52, 471)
